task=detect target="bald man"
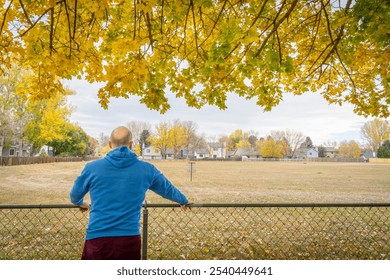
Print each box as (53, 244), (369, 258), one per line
(70, 126), (189, 260)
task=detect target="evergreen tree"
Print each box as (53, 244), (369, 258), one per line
(377, 140), (390, 158)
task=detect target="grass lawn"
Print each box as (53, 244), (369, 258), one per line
(0, 160), (389, 260)
(0, 160), (389, 204)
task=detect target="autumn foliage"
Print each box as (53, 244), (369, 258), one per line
(0, 0), (389, 116)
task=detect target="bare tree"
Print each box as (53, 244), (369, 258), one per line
(182, 120), (200, 157)
(126, 121), (152, 146)
(270, 130), (305, 158)
(361, 119), (390, 153)
(322, 140), (338, 148)
(98, 132), (110, 147)
(284, 129), (306, 158)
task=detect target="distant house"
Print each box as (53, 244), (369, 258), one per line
(141, 142), (225, 160)
(165, 149), (174, 160)
(293, 147), (307, 159)
(307, 147), (319, 158)
(142, 146), (162, 160)
(291, 147), (319, 159)
(194, 149), (209, 159)
(235, 147), (261, 159)
(207, 142), (227, 159)
(1, 137), (30, 157)
(361, 152), (376, 161)
(323, 147), (337, 158)
(35, 145), (54, 157)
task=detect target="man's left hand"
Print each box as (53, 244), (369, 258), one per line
(79, 202), (90, 212)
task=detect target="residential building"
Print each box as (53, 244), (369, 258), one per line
(235, 147), (261, 159)
(307, 147), (319, 158)
(194, 149), (209, 159)
(207, 142), (227, 159)
(323, 147), (337, 158)
(142, 146), (162, 160)
(1, 137), (30, 157)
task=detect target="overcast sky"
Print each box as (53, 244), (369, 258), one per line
(64, 78), (375, 146)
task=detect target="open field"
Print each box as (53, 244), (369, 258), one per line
(0, 160), (389, 204)
(0, 160), (389, 260)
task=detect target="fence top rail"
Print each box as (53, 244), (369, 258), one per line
(1, 202), (390, 209)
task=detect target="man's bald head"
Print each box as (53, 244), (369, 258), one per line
(109, 126), (133, 149)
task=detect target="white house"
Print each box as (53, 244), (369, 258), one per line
(306, 147), (319, 158)
(323, 147), (337, 158)
(194, 149), (209, 159)
(1, 137), (30, 157)
(235, 147), (261, 159)
(142, 146), (162, 160)
(293, 147), (319, 159)
(208, 142), (227, 159)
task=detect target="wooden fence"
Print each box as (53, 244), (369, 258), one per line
(369, 158), (390, 164)
(306, 157), (365, 163)
(0, 156), (99, 166)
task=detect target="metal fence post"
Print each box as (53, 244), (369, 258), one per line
(141, 203), (149, 260)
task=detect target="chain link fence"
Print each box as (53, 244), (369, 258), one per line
(0, 203), (389, 260)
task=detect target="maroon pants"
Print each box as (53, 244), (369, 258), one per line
(81, 235), (141, 260)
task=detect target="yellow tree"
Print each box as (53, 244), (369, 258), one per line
(1, 1), (388, 117)
(227, 129), (250, 154)
(338, 140), (361, 158)
(1, 64), (74, 155)
(0, 64), (24, 154)
(361, 119), (390, 152)
(23, 91), (74, 154)
(260, 138), (284, 158)
(134, 143), (141, 157)
(169, 119), (187, 158)
(148, 122), (171, 159)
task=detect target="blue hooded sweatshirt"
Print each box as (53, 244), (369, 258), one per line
(70, 146), (188, 240)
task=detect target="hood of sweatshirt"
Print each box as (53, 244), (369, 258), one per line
(105, 146), (138, 168)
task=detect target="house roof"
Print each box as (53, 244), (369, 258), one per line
(207, 142), (225, 149)
(235, 147), (260, 156)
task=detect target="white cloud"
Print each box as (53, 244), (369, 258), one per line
(65, 78), (374, 146)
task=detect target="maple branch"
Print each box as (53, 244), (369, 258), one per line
(224, 0), (269, 60)
(177, 3), (191, 54)
(160, 0), (164, 34)
(306, 0), (353, 78)
(145, 12), (154, 49)
(294, 6), (323, 68)
(306, 11), (322, 59)
(0, 0), (13, 36)
(87, 13), (95, 40)
(249, 0), (269, 30)
(335, 48), (356, 89)
(50, 8), (54, 55)
(19, 1), (65, 37)
(254, 0), (298, 58)
(199, 0), (228, 47)
(63, 1), (72, 57)
(190, 0), (201, 59)
(276, 29), (282, 64)
(73, 0), (78, 41)
(20, 10), (50, 37)
(19, 0), (33, 25)
(321, 0), (334, 43)
(133, 0), (137, 39)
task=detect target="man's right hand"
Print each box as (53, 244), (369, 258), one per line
(181, 203), (193, 211)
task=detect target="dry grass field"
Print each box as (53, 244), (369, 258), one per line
(0, 160), (389, 204)
(0, 160), (389, 260)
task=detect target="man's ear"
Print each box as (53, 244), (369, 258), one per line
(128, 141), (133, 149)
(109, 141), (112, 149)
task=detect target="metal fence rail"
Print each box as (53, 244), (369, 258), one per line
(0, 203), (389, 260)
